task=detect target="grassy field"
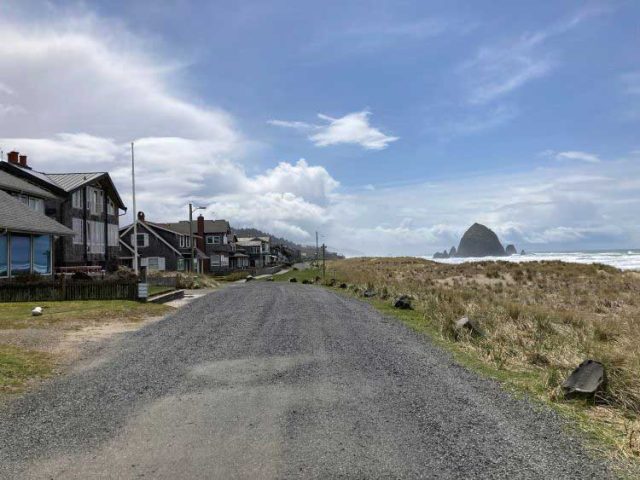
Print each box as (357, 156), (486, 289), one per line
(0, 300), (171, 393)
(288, 258), (639, 468)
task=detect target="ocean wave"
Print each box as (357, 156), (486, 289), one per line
(426, 251), (640, 271)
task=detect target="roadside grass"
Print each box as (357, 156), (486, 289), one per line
(315, 257), (640, 472)
(271, 268), (321, 283)
(214, 271), (251, 282)
(0, 300), (171, 330)
(0, 345), (53, 393)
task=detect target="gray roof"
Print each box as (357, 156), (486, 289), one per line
(0, 171), (59, 199)
(46, 172), (106, 192)
(159, 219), (231, 235)
(0, 190), (74, 236)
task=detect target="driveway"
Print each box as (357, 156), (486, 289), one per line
(0, 283), (610, 479)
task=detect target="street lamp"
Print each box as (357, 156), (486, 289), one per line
(189, 203), (206, 272)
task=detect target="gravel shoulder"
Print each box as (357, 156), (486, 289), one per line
(0, 282), (611, 479)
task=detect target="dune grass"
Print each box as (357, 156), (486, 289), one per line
(321, 257), (640, 467)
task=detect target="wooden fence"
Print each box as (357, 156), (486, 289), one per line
(0, 281), (138, 302)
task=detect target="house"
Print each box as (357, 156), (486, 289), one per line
(158, 216), (248, 273)
(236, 236), (274, 268)
(119, 212), (201, 272)
(0, 169), (74, 279)
(0, 152), (126, 270)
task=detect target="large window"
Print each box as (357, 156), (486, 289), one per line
(10, 234), (31, 276)
(177, 258), (185, 271)
(72, 218), (84, 245)
(0, 234), (7, 277)
(33, 235), (51, 274)
(72, 190), (83, 209)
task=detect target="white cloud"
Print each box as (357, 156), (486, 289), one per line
(270, 110), (398, 150)
(554, 150), (601, 163)
(460, 9), (602, 105)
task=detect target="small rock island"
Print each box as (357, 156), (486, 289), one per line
(434, 223), (520, 259)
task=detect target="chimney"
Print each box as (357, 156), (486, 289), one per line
(7, 151), (19, 165)
(137, 211), (145, 222)
(19, 155), (27, 167)
(197, 214), (205, 250)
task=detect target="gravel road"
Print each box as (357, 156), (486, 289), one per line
(0, 282), (611, 479)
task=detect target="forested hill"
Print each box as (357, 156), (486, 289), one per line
(232, 228), (344, 259)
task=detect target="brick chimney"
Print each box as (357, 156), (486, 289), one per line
(197, 214), (205, 250)
(7, 151), (19, 165)
(19, 155), (27, 167)
(137, 211), (145, 222)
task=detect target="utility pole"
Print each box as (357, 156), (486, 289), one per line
(315, 231), (319, 267)
(131, 142), (138, 275)
(189, 203), (194, 272)
(322, 243), (326, 282)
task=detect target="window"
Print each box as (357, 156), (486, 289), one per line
(206, 235), (221, 245)
(10, 234), (31, 276)
(87, 221), (105, 254)
(142, 257), (165, 271)
(90, 188), (103, 215)
(132, 233), (149, 248)
(33, 235), (51, 275)
(179, 235), (191, 248)
(0, 234), (7, 277)
(177, 258), (185, 271)
(28, 197), (44, 213)
(107, 199), (115, 215)
(72, 218), (84, 245)
(72, 190), (83, 209)
(210, 254), (221, 267)
(108, 224), (119, 246)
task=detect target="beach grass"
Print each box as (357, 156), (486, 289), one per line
(321, 257), (640, 466)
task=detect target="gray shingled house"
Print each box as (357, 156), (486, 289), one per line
(0, 152), (126, 270)
(0, 170), (74, 279)
(119, 212), (202, 272)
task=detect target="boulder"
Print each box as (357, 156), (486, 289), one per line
(302, 279), (311, 284)
(339, 283), (348, 289)
(562, 360), (605, 397)
(363, 289), (376, 298)
(289, 277), (297, 283)
(245, 275), (254, 282)
(31, 306), (43, 316)
(327, 278), (337, 287)
(456, 223), (506, 257)
(393, 295), (412, 309)
(521, 249), (526, 255)
(448, 246), (457, 257)
(505, 244), (517, 256)
(454, 316), (485, 338)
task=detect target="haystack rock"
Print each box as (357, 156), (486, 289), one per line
(456, 223), (506, 257)
(448, 246), (457, 257)
(433, 250), (449, 259)
(505, 244), (517, 256)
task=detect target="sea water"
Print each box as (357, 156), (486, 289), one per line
(428, 250), (640, 271)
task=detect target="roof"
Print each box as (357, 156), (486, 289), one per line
(0, 190), (74, 236)
(236, 239), (262, 247)
(0, 162), (126, 210)
(237, 236), (270, 243)
(159, 219), (231, 235)
(46, 172), (105, 191)
(0, 170), (59, 199)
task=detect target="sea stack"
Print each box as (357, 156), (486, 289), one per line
(449, 246), (457, 257)
(456, 223), (506, 257)
(505, 244), (517, 256)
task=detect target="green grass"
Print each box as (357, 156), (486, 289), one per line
(0, 345), (53, 392)
(0, 300), (171, 330)
(271, 267), (322, 283)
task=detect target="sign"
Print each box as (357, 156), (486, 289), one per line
(138, 283), (149, 299)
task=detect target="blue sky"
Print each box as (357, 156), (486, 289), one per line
(0, 1), (639, 255)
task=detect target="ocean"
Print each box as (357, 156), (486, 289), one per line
(428, 250), (640, 271)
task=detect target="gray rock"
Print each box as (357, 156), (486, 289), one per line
(394, 295), (412, 309)
(456, 223), (506, 257)
(454, 316), (485, 338)
(562, 360), (605, 397)
(448, 246), (457, 257)
(505, 244), (517, 256)
(289, 278), (298, 283)
(363, 290), (376, 298)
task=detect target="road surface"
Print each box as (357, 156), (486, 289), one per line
(0, 283), (611, 479)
